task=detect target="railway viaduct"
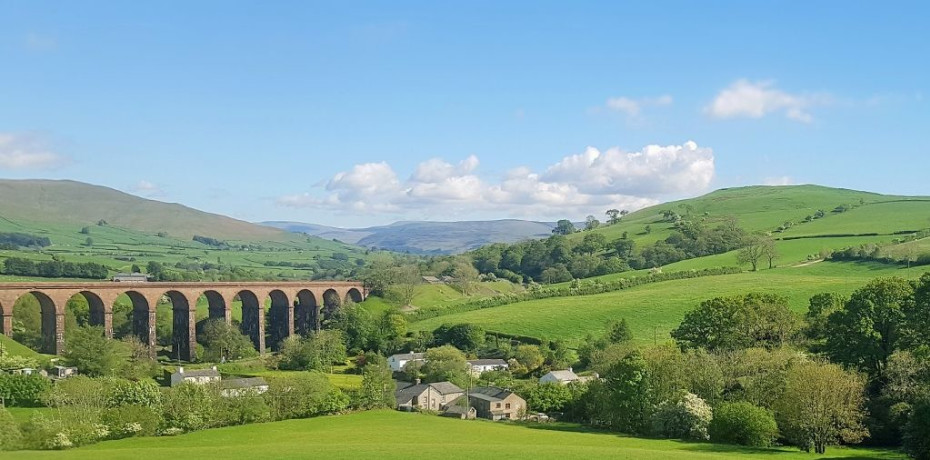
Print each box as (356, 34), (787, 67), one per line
(0, 281), (366, 361)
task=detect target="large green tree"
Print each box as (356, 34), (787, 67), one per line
(672, 293), (799, 351)
(64, 325), (123, 377)
(824, 277), (912, 377)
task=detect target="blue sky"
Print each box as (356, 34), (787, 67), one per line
(0, 1), (927, 227)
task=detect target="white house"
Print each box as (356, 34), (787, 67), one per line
(388, 352), (426, 372)
(219, 377), (269, 397)
(170, 366), (221, 386)
(539, 368), (597, 385)
(467, 359), (509, 376)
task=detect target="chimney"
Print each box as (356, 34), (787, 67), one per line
(568, 367), (573, 373)
(415, 378), (421, 385)
(178, 366), (184, 374)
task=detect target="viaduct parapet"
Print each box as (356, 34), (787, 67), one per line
(0, 281), (367, 361)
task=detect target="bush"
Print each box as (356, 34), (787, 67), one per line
(160, 383), (220, 432)
(0, 373), (53, 406)
(650, 391), (712, 440)
(101, 404), (162, 439)
(709, 401), (779, 447)
(904, 400), (930, 460)
(0, 406), (23, 451)
(265, 372), (349, 421)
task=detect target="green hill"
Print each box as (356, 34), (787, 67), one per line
(0, 179), (293, 241)
(577, 185), (929, 245)
(3, 410), (902, 459)
(0, 179), (370, 281)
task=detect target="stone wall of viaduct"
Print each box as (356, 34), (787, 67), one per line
(0, 281), (366, 361)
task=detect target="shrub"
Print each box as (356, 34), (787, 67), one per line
(0, 406), (23, 451)
(709, 401), (779, 447)
(650, 391), (713, 440)
(904, 400), (930, 460)
(0, 373), (52, 407)
(101, 405), (162, 439)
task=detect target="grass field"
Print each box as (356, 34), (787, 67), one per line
(3, 410), (905, 459)
(412, 261), (908, 345)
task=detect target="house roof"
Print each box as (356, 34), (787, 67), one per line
(220, 377), (268, 390)
(176, 368), (220, 378)
(543, 370), (579, 381)
(395, 381), (464, 404)
(468, 386), (515, 402)
(467, 359), (508, 367)
(390, 352), (425, 361)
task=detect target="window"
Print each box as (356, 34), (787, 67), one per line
(496, 403), (501, 408)
(505, 403), (511, 409)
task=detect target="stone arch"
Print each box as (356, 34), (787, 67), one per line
(123, 290), (156, 357)
(238, 290), (264, 354)
(162, 290), (196, 362)
(69, 290), (107, 332)
(202, 290), (229, 323)
(15, 291), (61, 354)
(295, 289), (318, 335)
(267, 289), (292, 350)
(321, 289), (341, 325)
(345, 288), (363, 304)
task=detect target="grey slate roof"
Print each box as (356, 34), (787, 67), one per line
(395, 381), (464, 404)
(177, 368), (220, 378)
(467, 359), (508, 367)
(220, 377), (268, 390)
(390, 352), (425, 361)
(468, 386), (514, 402)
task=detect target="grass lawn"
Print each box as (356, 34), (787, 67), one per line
(412, 262), (909, 345)
(3, 410), (904, 459)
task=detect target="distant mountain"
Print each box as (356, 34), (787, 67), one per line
(262, 219), (557, 254)
(0, 179), (301, 242)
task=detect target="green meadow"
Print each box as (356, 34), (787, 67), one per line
(2, 410), (904, 460)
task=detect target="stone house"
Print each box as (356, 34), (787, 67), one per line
(463, 386), (526, 421)
(388, 352), (426, 372)
(219, 377), (269, 397)
(170, 366), (221, 386)
(395, 380), (464, 412)
(467, 358), (509, 376)
(539, 368), (597, 385)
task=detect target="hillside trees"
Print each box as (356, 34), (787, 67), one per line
(552, 219), (577, 235)
(197, 319), (257, 362)
(671, 293), (799, 351)
(775, 361), (868, 454)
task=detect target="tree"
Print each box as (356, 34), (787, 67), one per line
(420, 345), (468, 386)
(388, 264), (420, 307)
(358, 354), (396, 409)
(775, 360), (868, 454)
(577, 233), (607, 255)
(650, 391), (712, 440)
(84, 237), (94, 247)
(0, 406), (23, 451)
(584, 215), (600, 230)
(606, 318), (633, 344)
(79, 226), (91, 235)
(512, 344), (544, 375)
(644, 224), (652, 234)
(451, 260), (480, 296)
(904, 400), (930, 460)
(433, 323), (485, 352)
(805, 293), (845, 341)
(737, 234), (768, 271)
(552, 219), (576, 235)
(599, 351), (656, 434)
(64, 325), (123, 377)
(671, 293), (799, 351)
(614, 238), (635, 259)
(823, 277), (912, 378)
(524, 383), (574, 412)
(709, 401), (779, 447)
(762, 238), (778, 269)
(197, 319), (257, 362)
(605, 209), (620, 224)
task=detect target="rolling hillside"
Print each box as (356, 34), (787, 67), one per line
(263, 219), (556, 254)
(0, 179), (291, 241)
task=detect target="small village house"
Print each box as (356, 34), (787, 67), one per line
(539, 368), (597, 385)
(219, 377), (269, 397)
(388, 352), (426, 372)
(170, 366), (221, 386)
(460, 386), (526, 421)
(395, 380), (464, 412)
(466, 358), (509, 376)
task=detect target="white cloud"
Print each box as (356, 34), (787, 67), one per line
(25, 33), (57, 51)
(762, 176), (794, 186)
(132, 180), (166, 198)
(0, 133), (67, 170)
(705, 79), (828, 123)
(276, 141), (714, 221)
(605, 95), (673, 117)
